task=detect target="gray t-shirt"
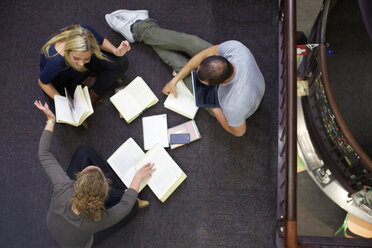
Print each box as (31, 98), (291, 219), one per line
(38, 130), (138, 248)
(218, 40), (265, 127)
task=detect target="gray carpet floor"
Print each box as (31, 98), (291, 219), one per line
(0, 1), (278, 247)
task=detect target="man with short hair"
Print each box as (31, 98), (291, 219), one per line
(105, 10), (265, 137)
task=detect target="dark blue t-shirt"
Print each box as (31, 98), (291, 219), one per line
(39, 25), (104, 84)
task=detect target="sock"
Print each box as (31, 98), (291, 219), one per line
(130, 19), (143, 33)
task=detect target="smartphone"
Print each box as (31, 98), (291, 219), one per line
(170, 133), (190, 144)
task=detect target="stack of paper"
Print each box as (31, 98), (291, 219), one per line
(168, 120), (201, 149)
(142, 114), (169, 150)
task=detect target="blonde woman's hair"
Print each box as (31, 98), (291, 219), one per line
(70, 168), (110, 222)
(41, 24), (108, 72)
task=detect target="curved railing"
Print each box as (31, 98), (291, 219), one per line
(278, 0), (372, 247)
(302, 0), (372, 192)
(318, 5), (372, 173)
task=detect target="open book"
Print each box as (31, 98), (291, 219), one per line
(110, 76), (158, 123)
(168, 120), (201, 149)
(54, 85), (93, 126)
(164, 80), (198, 119)
(191, 70), (220, 108)
(107, 138), (187, 202)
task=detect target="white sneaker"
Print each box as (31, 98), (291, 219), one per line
(105, 14), (137, 43)
(110, 9), (148, 17)
(112, 9), (149, 23)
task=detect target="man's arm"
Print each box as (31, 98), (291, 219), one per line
(38, 79), (60, 100)
(162, 45), (220, 97)
(211, 108), (246, 137)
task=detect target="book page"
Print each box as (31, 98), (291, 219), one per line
(148, 162), (183, 200)
(107, 138), (146, 190)
(135, 144), (184, 200)
(114, 86), (126, 118)
(126, 76), (158, 110)
(110, 87), (144, 123)
(159, 172), (187, 202)
(164, 80), (198, 119)
(72, 85), (88, 124)
(142, 114), (169, 150)
(54, 95), (75, 125)
(82, 86), (94, 116)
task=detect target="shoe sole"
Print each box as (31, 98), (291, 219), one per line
(110, 9), (148, 16)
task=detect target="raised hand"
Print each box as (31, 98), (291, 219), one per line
(34, 100), (56, 121)
(114, 40), (131, 57)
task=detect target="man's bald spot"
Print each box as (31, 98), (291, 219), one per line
(197, 55), (233, 85)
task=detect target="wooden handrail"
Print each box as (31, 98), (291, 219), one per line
(285, 0), (298, 247)
(277, 0), (298, 247)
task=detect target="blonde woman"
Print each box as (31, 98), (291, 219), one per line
(38, 24), (130, 106)
(35, 100), (154, 247)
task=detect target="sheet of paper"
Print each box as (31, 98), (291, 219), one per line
(107, 138), (145, 188)
(54, 95), (75, 125)
(164, 80), (198, 119)
(142, 114), (169, 150)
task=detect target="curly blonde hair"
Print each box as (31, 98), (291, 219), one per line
(70, 169), (110, 222)
(41, 24), (108, 72)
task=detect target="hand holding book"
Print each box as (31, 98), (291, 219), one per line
(162, 78), (178, 97)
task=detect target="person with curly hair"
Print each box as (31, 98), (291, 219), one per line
(38, 24), (131, 107)
(35, 100), (155, 247)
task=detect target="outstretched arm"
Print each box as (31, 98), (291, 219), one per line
(211, 108), (246, 137)
(35, 101), (71, 185)
(162, 45), (219, 97)
(101, 38), (131, 57)
(34, 100), (56, 132)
